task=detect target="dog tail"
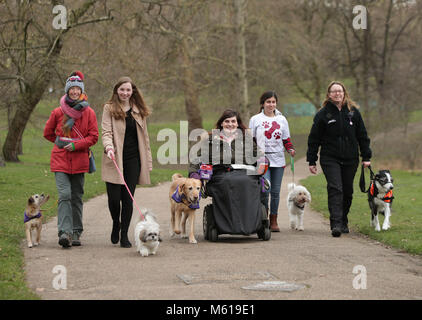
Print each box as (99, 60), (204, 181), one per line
(143, 208), (157, 222)
(172, 173), (184, 181)
(136, 208), (157, 224)
(287, 183), (296, 193)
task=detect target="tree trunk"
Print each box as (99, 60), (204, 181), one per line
(180, 37), (203, 133)
(0, 138), (5, 167)
(2, 40), (62, 162)
(361, 10), (371, 130)
(234, 0), (249, 119)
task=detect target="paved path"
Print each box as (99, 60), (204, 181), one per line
(24, 158), (422, 300)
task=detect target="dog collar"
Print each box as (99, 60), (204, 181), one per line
(288, 199), (305, 210)
(24, 211), (42, 223)
(294, 203), (305, 210)
(171, 187), (201, 209)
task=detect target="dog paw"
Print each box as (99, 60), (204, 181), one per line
(139, 249), (149, 257)
(34, 242), (39, 246)
(27, 244), (33, 248)
(189, 238), (198, 244)
(297, 226), (304, 231)
(181, 233), (188, 239)
(382, 225), (390, 231)
(174, 229), (181, 235)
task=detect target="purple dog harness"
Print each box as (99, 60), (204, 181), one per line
(24, 211), (42, 223)
(171, 186), (201, 209)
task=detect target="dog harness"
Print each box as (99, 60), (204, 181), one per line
(24, 211), (42, 223)
(171, 186), (201, 209)
(369, 182), (394, 203)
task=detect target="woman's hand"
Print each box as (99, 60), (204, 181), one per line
(288, 149), (296, 157)
(309, 165), (317, 174)
(64, 143), (74, 152)
(362, 161), (371, 168)
(107, 149), (115, 160)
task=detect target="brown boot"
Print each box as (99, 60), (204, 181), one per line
(270, 214), (280, 232)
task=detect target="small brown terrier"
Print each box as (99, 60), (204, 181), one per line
(24, 194), (49, 248)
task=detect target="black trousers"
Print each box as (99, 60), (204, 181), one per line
(320, 158), (358, 230)
(106, 157), (140, 234)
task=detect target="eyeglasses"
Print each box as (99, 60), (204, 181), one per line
(329, 90), (344, 94)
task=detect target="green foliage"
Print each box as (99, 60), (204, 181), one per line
(301, 170), (422, 255)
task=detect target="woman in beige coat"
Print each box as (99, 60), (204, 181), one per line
(101, 76), (152, 247)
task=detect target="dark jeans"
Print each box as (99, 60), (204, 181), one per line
(320, 159), (358, 230)
(106, 157), (140, 234)
(261, 166), (285, 215)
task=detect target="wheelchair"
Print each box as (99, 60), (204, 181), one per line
(200, 164), (271, 242)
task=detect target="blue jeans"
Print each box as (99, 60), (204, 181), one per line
(261, 167), (285, 215)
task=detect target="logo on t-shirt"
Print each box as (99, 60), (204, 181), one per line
(263, 121), (280, 139)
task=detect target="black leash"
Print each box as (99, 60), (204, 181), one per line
(359, 164), (375, 193)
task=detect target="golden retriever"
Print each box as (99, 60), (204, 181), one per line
(169, 173), (201, 244)
(24, 193), (49, 248)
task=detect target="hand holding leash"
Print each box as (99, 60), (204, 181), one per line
(106, 148), (115, 160)
(359, 163), (374, 193)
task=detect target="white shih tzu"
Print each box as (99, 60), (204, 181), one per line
(134, 209), (162, 257)
(286, 183), (311, 231)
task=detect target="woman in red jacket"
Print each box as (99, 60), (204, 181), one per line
(44, 71), (98, 248)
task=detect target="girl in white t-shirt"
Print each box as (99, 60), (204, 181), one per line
(249, 91), (295, 232)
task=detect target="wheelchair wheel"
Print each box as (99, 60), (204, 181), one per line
(263, 226), (271, 241)
(203, 204), (214, 241)
(209, 227), (218, 242)
(258, 204), (271, 241)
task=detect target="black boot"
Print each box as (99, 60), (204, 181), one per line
(341, 224), (349, 234)
(331, 227), (342, 237)
(111, 220), (120, 244)
(120, 207), (132, 248)
(120, 231), (132, 248)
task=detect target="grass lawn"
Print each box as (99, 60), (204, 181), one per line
(301, 170), (422, 255)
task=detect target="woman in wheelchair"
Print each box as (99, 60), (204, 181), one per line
(188, 109), (270, 241)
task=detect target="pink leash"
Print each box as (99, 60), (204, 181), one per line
(111, 156), (145, 221)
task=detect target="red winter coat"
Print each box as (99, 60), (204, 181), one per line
(44, 106), (99, 174)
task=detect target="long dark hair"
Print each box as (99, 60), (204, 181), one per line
(258, 91), (278, 113)
(215, 109), (247, 134)
(106, 76), (151, 120)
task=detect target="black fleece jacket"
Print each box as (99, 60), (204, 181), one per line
(306, 101), (372, 165)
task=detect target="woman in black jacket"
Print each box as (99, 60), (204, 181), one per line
(306, 81), (372, 237)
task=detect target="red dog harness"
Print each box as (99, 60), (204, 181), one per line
(369, 182), (394, 203)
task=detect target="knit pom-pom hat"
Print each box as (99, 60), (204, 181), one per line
(64, 71), (85, 94)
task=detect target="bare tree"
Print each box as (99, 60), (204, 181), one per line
(233, 0), (250, 119)
(0, 0), (112, 161)
(334, 0), (422, 129)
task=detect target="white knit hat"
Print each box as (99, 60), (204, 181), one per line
(64, 71), (85, 94)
